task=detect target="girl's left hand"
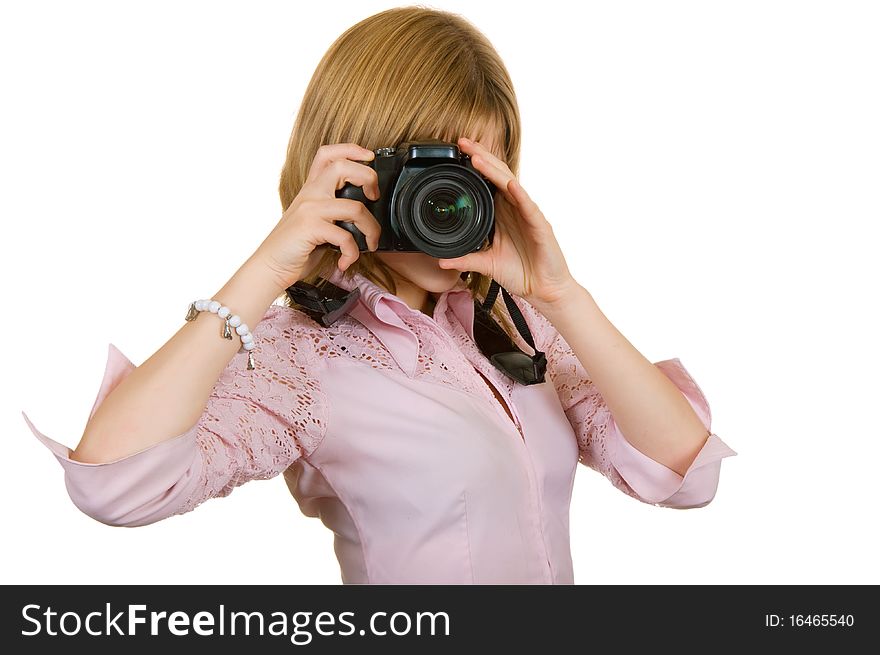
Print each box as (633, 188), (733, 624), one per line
(438, 137), (580, 310)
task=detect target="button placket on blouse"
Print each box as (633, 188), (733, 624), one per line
(381, 291), (555, 583)
(471, 352), (555, 582)
(436, 308), (555, 583)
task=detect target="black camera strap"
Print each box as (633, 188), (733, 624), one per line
(285, 280), (361, 327)
(480, 278), (547, 384)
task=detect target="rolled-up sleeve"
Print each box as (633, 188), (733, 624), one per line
(24, 415), (206, 527)
(556, 346), (736, 508)
(22, 344), (206, 527)
(604, 359), (737, 508)
(509, 295), (737, 509)
(22, 306), (329, 527)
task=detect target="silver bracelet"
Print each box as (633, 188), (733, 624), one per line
(185, 299), (256, 370)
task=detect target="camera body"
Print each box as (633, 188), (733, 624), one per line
(335, 141), (496, 259)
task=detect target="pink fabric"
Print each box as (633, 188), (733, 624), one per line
(22, 270), (736, 583)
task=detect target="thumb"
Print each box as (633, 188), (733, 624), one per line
(438, 251), (493, 276)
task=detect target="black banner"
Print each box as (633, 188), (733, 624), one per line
(1, 585), (871, 652)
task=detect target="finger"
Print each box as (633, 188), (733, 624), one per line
(459, 137), (513, 175)
(312, 158), (381, 200)
(306, 143), (375, 184)
(313, 198), (381, 251)
(437, 250), (493, 277)
(460, 143), (515, 200)
(500, 178), (521, 207)
(312, 222), (362, 271)
(507, 178), (540, 217)
(498, 183), (518, 207)
(471, 153), (515, 194)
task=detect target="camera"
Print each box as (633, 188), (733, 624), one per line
(334, 141), (497, 259)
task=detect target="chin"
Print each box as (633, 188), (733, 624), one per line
(375, 252), (465, 293)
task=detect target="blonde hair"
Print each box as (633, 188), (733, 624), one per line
(278, 5), (522, 337)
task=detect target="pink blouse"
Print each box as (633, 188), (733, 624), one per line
(22, 269), (736, 584)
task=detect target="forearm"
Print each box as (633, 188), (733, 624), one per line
(71, 254), (285, 464)
(534, 281), (710, 477)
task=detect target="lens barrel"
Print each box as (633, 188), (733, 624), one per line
(394, 164), (494, 258)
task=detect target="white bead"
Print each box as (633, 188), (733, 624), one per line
(243, 341), (255, 351)
(240, 333), (253, 343)
(228, 315), (242, 328)
(208, 300), (221, 313)
(218, 306), (230, 318)
(195, 299), (207, 311)
(235, 323), (249, 336)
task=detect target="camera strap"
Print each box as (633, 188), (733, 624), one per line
(285, 279), (362, 327)
(480, 278), (547, 384)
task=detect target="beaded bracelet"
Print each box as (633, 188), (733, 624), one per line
(185, 299), (256, 370)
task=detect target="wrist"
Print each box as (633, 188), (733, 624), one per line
(530, 278), (593, 320)
(239, 253), (292, 300)
(213, 257), (288, 327)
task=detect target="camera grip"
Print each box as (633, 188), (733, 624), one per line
(334, 219), (369, 252)
(334, 182), (371, 252)
(336, 181), (368, 203)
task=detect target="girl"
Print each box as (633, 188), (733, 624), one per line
(22, 6), (736, 584)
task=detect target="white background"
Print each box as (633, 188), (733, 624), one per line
(2, 0), (878, 585)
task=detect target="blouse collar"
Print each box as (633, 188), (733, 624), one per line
(325, 267), (477, 377)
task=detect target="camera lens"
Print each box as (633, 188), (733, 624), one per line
(422, 189), (473, 232)
(395, 164), (494, 258)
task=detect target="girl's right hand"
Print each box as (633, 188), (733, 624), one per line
(254, 143), (382, 290)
